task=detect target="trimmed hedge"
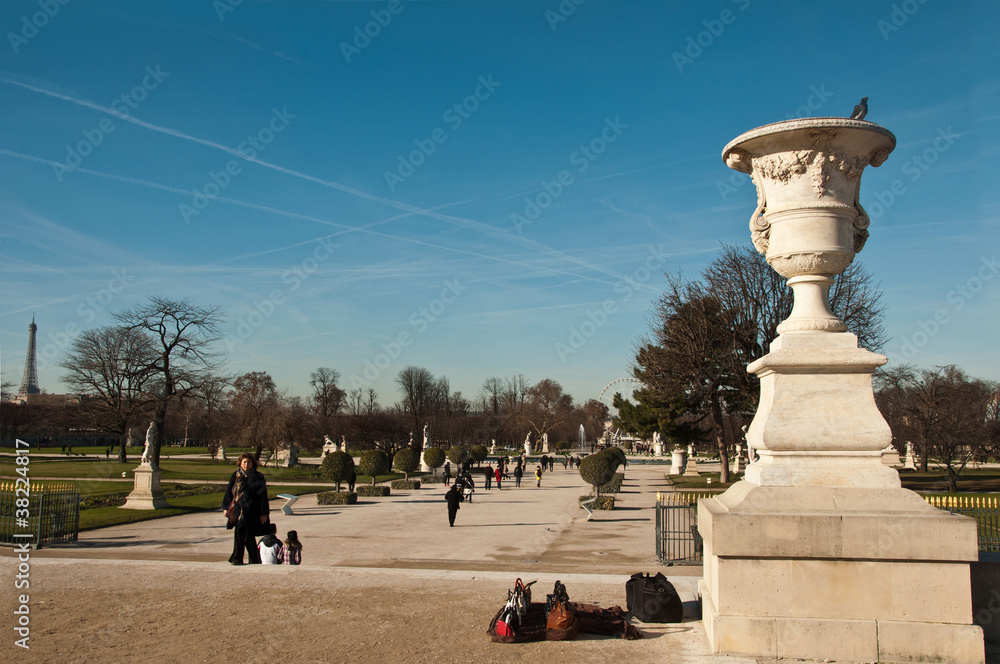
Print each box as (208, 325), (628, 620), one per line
(317, 491), (358, 505)
(390, 479), (421, 490)
(579, 495), (615, 510)
(421, 475), (446, 484)
(356, 485), (391, 498)
(599, 472), (625, 494)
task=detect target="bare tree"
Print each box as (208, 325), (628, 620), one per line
(522, 378), (573, 444)
(876, 365), (998, 491)
(310, 367), (346, 418)
(396, 366), (434, 426)
(113, 297), (225, 468)
(60, 326), (157, 462)
(229, 371), (284, 462)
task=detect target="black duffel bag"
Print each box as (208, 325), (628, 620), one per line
(625, 572), (683, 623)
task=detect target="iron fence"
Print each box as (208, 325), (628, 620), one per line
(655, 491), (720, 564)
(0, 480), (80, 549)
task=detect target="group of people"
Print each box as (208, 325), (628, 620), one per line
(443, 452), (584, 526)
(222, 453), (303, 566)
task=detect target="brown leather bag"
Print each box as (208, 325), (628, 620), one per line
(546, 599), (574, 630)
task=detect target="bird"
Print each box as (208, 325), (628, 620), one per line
(850, 97), (868, 120)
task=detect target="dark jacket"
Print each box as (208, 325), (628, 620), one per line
(445, 486), (461, 511)
(223, 469), (270, 535)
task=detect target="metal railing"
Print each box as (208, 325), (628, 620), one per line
(655, 491), (719, 564)
(0, 481), (80, 549)
(923, 493), (1000, 553)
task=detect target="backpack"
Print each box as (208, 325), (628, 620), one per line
(625, 572), (683, 623)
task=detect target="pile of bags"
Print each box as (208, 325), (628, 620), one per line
(487, 572), (683, 643)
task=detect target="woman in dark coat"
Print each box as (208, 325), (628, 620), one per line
(222, 452), (270, 565)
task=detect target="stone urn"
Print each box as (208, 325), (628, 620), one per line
(721, 118), (897, 488)
(723, 118), (894, 336)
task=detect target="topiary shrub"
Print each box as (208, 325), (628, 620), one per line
(356, 485), (391, 498)
(579, 452), (615, 497)
(393, 448), (418, 479)
(317, 491), (358, 505)
(623, 441), (633, 452)
(598, 472), (625, 494)
(469, 444), (488, 463)
(390, 479), (421, 490)
(447, 446), (469, 466)
(423, 447), (445, 475)
(555, 440), (571, 452)
(578, 495), (615, 510)
(321, 451), (356, 492)
(358, 449), (390, 485)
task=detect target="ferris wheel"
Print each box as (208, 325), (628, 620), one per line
(598, 377), (643, 409)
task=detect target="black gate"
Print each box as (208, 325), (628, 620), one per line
(0, 481), (80, 549)
(655, 492), (714, 564)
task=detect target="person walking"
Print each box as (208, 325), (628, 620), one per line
(222, 452), (270, 565)
(535, 465), (543, 488)
(514, 463), (523, 488)
(484, 465), (493, 490)
(444, 461), (451, 486)
(495, 466), (502, 491)
(278, 530), (302, 565)
(445, 485), (461, 527)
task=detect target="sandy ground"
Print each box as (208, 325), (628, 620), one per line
(0, 462), (865, 663)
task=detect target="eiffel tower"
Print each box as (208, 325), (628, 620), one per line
(17, 315), (41, 401)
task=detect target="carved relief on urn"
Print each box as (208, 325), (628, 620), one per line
(723, 118), (895, 334)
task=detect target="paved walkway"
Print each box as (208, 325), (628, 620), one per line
(0, 460), (878, 663)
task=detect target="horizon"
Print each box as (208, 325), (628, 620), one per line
(1, 0), (998, 407)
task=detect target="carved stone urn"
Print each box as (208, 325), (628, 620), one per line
(699, 117), (984, 664)
(723, 118), (894, 335)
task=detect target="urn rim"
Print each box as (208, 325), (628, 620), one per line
(722, 117), (897, 165)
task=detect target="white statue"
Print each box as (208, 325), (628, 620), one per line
(490, 439), (496, 454)
(341, 435), (347, 453)
(140, 421), (156, 467)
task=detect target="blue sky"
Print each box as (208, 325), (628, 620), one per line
(1, 0), (997, 407)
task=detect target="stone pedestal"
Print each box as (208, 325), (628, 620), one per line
(881, 444), (902, 466)
(683, 456), (701, 477)
(698, 118), (984, 663)
(669, 450), (687, 475)
(121, 465), (170, 510)
(653, 441), (664, 457)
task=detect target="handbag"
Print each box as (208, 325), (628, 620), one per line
(545, 580), (575, 631)
(495, 592), (520, 637)
(513, 578), (535, 622)
(225, 493), (241, 526)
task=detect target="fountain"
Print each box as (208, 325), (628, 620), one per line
(578, 424), (586, 450)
